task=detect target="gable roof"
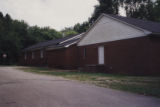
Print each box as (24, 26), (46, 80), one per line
(78, 14), (160, 46)
(24, 33), (84, 51)
(107, 14), (160, 34)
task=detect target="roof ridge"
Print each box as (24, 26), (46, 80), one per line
(106, 14), (160, 24)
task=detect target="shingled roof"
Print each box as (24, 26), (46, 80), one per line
(24, 33), (84, 51)
(46, 38), (80, 50)
(107, 14), (160, 34)
(24, 14), (160, 52)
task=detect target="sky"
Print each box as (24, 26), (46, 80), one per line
(0, 0), (98, 31)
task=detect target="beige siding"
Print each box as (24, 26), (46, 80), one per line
(78, 16), (150, 46)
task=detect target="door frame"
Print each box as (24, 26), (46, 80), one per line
(98, 46), (105, 65)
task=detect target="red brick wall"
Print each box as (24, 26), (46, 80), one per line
(46, 45), (78, 69)
(19, 35), (160, 75)
(78, 36), (160, 75)
(78, 44), (98, 67)
(149, 36), (160, 75)
(19, 49), (47, 67)
(19, 45), (78, 69)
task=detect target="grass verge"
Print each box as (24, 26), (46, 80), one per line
(17, 66), (160, 98)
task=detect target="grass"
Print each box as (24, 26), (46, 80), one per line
(17, 66), (160, 98)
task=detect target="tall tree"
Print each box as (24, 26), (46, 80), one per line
(89, 0), (120, 23)
(61, 28), (78, 37)
(73, 22), (89, 33)
(154, 0), (160, 21)
(90, 0), (160, 22)
(124, 0), (155, 20)
(0, 12), (62, 64)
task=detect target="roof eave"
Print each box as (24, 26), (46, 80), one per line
(59, 33), (84, 44)
(46, 46), (64, 51)
(151, 33), (160, 35)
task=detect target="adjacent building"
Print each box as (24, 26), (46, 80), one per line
(20, 33), (84, 69)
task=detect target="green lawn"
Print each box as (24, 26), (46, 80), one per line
(17, 66), (160, 98)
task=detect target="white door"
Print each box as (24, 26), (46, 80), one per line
(98, 46), (104, 65)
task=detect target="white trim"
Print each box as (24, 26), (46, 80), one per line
(46, 41), (78, 51)
(65, 41), (77, 48)
(79, 35), (148, 47)
(40, 50), (44, 59)
(46, 42), (77, 51)
(59, 33), (84, 44)
(32, 52), (35, 59)
(98, 46), (105, 65)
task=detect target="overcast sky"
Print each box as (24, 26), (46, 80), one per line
(0, 0), (98, 31)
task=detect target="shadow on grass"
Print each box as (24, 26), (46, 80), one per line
(17, 66), (160, 98)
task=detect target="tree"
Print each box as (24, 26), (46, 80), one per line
(89, 0), (160, 22)
(89, 0), (120, 23)
(154, 0), (160, 21)
(124, 0), (155, 20)
(73, 22), (89, 33)
(0, 12), (3, 18)
(0, 12), (62, 64)
(61, 28), (78, 37)
(123, 0), (160, 22)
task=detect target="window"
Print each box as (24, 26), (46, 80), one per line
(32, 52), (35, 59)
(40, 50), (44, 59)
(24, 53), (27, 60)
(83, 48), (86, 59)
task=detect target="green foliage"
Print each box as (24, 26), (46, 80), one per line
(0, 12), (62, 65)
(61, 0), (160, 41)
(73, 22), (89, 33)
(154, 0), (160, 21)
(89, 0), (160, 22)
(61, 21), (89, 36)
(122, 0), (160, 22)
(89, 0), (120, 23)
(61, 28), (78, 36)
(28, 26), (62, 43)
(1, 0), (160, 64)
(124, 0), (154, 20)
(66, 0), (120, 33)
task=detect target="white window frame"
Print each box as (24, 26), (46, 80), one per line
(32, 52), (35, 59)
(98, 46), (105, 65)
(40, 50), (44, 59)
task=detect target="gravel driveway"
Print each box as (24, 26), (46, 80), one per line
(0, 67), (159, 107)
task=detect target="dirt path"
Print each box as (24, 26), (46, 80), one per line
(0, 67), (159, 107)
